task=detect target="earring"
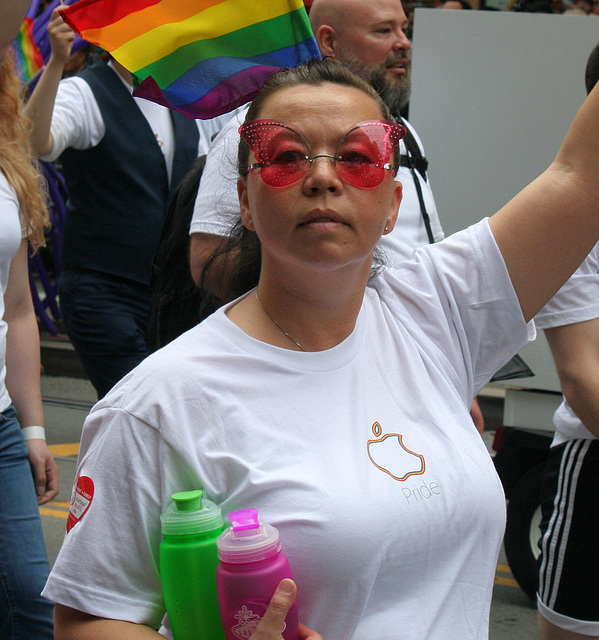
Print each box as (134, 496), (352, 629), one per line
(384, 225), (389, 232)
(249, 219), (253, 225)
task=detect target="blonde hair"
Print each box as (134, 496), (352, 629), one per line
(0, 52), (49, 251)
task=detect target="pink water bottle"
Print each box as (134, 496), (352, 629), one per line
(216, 508), (299, 640)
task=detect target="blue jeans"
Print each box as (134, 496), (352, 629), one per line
(58, 269), (151, 399)
(0, 406), (54, 639)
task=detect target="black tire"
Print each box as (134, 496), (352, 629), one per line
(504, 462), (545, 601)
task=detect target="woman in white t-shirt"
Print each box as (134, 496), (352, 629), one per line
(0, 52), (59, 638)
(47, 59), (599, 640)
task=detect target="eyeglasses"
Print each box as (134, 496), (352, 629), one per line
(238, 119), (406, 190)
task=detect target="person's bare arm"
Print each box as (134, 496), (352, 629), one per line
(469, 397), (485, 435)
(23, 7), (75, 157)
(489, 81), (599, 322)
(4, 240), (59, 504)
(544, 317), (599, 439)
(54, 606), (164, 640)
(55, 580), (322, 640)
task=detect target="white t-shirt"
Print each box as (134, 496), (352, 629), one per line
(189, 108), (444, 265)
(43, 220), (533, 640)
(535, 243), (599, 445)
(42, 63), (234, 176)
(0, 172), (26, 413)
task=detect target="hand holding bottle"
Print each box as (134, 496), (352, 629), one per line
(216, 508), (300, 639)
(249, 580), (322, 640)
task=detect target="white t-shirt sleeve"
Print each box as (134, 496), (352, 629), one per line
(41, 401), (202, 628)
(534, 242), (599, 330)
(195, 106), (245, 157)
(380, 219), (534, 397)
(189, 108), (247, 238)
(42, 76), (105, 162)
(0, 174), (26, 412)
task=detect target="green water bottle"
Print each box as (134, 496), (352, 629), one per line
(160, 490), (226, 640)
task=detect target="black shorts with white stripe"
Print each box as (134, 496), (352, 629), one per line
(537, 439), (599, 630)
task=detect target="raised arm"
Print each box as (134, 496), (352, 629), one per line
(489, 81), (599, 322)
(23, 7), (75, 157)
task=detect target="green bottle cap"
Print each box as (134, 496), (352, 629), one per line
(161, 489), (224, 536)
(172, 490), (203, 512)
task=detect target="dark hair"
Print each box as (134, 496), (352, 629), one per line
(199, 59), (396, 315)
(512, 0), (553, 11)
(585, 42), (599, 96)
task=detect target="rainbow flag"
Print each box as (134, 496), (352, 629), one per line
(61, 0), (321, 119)
(12, 17), (45, 84)
(11, 0), (87, 86)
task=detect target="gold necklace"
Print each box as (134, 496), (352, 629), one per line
(254, 290), (306, 351)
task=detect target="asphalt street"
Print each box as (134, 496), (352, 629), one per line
(39, 374), (539, 639)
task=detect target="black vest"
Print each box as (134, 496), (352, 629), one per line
(60, 61), (199, 285)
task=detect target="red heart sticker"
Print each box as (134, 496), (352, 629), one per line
(67, 475), (95, 533)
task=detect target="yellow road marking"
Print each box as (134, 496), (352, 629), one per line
(39, 506), (68, 519)
(48, 501), (71, 508)
(494, 576), (520, 587)
(48, 443), (79, 457)
(494, 563), (520, 588)
(40, 499), (70, 519)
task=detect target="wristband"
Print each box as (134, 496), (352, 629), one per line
(22, 426), (46, 441)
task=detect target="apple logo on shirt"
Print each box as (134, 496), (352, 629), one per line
(367, 422), (426, 481)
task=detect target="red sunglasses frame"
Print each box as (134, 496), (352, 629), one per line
(238, 119), (406, 189)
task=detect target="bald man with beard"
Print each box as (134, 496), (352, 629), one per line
(309, 0), (413, 118)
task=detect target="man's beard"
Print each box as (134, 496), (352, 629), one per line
(337, 50), (412, 119)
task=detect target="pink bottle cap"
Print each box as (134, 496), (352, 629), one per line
(229, 508), (260, 533)
(217, 509), (281, 564)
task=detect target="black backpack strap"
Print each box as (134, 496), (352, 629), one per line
(398, 125), (429, 181)
(397, 119), (435, 245)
